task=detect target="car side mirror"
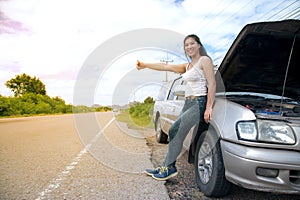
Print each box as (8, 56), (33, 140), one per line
(174, 85), (186, 97)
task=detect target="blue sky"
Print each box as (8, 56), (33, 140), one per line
(0, 0), (299, 105)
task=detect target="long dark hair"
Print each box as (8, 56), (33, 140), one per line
(183, 34), (211, 62)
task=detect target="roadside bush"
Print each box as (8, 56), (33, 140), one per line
(95, 106), (112, 112)
(0, 95), (11, 116)
(0, 94), (74, 117)
(128, 97), (154, 127)
(1, 73), (109, 117)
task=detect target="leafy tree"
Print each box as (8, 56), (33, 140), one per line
(5, 73), (46, 97)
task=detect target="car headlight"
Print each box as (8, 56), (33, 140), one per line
(237, 120), (296, 144)
(237, 121), (257, 140)
(257, 120), (295, 144)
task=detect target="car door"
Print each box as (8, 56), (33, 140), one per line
(163, 77), (185, 131)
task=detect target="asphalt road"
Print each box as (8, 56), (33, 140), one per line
(1, 112), (300, 200)
(0, 112), (169, 200)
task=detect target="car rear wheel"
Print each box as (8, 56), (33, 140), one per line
(155, 116), (168, 143)
(195, 131), (231, 197)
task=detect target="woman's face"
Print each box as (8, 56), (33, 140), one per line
(184, 37), (200, 57)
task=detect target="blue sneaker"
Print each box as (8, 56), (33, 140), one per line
(152, 166), (178, 181)
(144, 167), (161, 176)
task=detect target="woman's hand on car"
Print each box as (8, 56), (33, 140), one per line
(204, 108), (212, 123)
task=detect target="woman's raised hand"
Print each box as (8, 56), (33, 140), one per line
(136, 60), (144, 70)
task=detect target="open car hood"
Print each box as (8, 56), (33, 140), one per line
(218, 20), (300, 101)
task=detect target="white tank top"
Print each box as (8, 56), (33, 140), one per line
(181, 58), (207, 97)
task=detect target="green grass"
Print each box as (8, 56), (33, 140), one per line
(115, 109), (154, 130)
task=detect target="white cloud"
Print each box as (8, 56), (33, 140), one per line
(0, 0), (299, 105)
(94, 49), (184, 106)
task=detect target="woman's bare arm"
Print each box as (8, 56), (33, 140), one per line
(136, 60), (186, 74)
(200, 56), (216, 123)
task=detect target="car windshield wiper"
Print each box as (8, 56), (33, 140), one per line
(225, 92), (278, 100)
(262, 96), (300, 105)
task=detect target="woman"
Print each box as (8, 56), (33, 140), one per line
(136, 34), (216, 181)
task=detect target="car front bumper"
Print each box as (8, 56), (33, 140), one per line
(221, 140), (300, 194)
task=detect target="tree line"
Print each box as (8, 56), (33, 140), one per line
(0, 73), (111, 117)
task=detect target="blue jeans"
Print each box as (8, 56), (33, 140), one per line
(163, 96), (208, 167)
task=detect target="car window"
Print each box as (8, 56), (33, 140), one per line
(156, 81), (171, 101)
(177, 80), (187, 100)
(167, 77), (183, 100)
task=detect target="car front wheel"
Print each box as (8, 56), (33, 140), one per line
(195, 131), (231, 197)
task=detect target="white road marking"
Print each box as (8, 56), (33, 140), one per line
(36, 117), (115, 200)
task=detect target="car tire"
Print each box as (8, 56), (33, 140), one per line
(155, 115), (168, 143)
(194, 131), (231, 197)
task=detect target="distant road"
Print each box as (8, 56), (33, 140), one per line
(0, 113), (169, 200)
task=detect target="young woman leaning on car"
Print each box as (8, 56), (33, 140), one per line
(136, 34), (216, 181)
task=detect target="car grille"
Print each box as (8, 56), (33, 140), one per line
(290, 170), (300, 185)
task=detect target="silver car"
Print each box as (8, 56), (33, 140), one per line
(152, 19), (300, 197)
